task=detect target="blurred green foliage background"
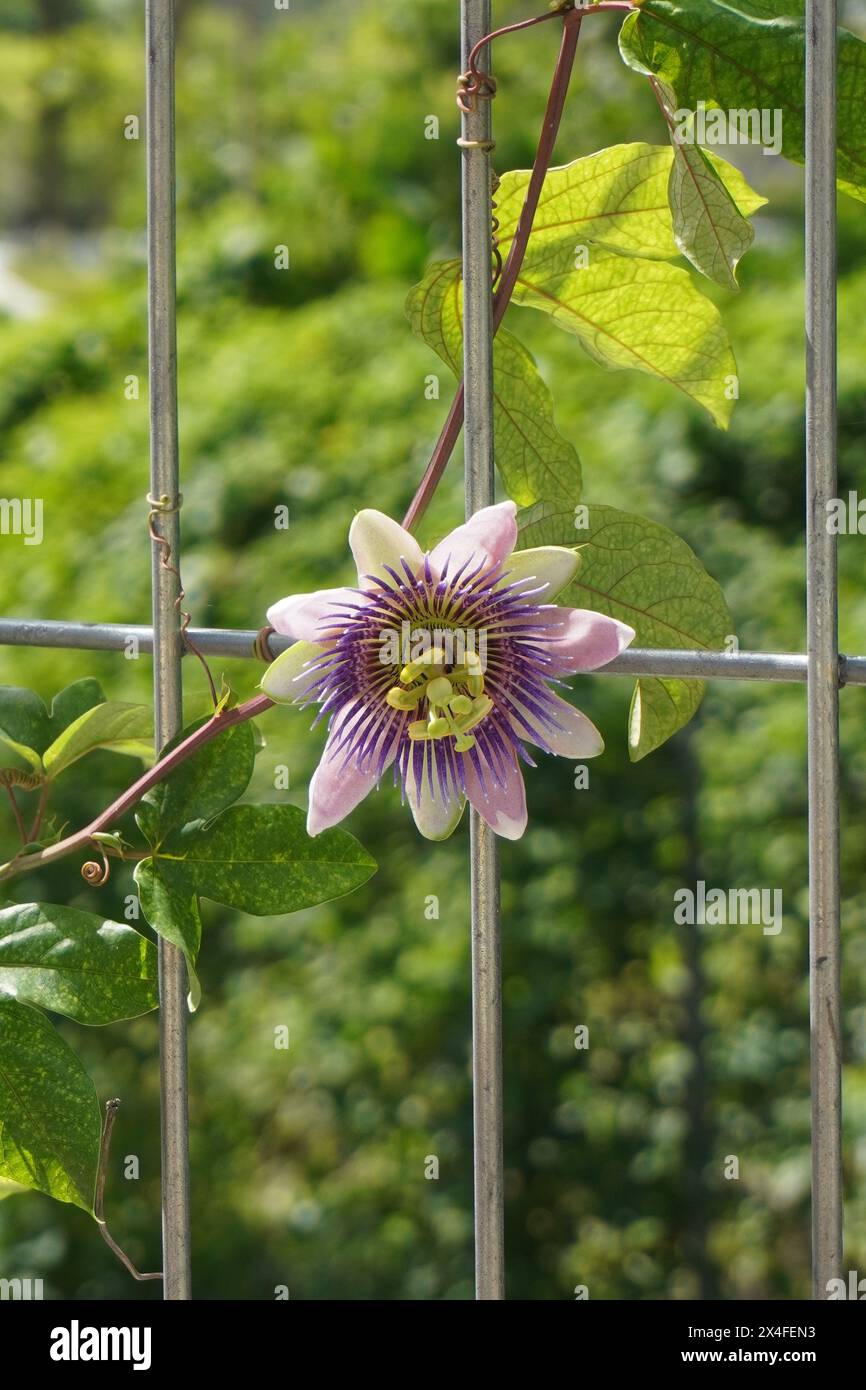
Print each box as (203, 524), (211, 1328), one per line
(1, 0), (865, 1300)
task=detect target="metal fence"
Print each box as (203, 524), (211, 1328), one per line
(0, 0), (845, 1300)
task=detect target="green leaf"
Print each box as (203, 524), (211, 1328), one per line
(703, 151), (768, 221)
(669, 136), (754, 290)
(134, 858), (202, 1012)
(498, 143), (679, 262)
(42, 701), (153, 779)
(137, 717), (256, 847)
(0, 1176), (28, 1200)
(648, 79), (761, 290)
(47, 679), (107, 740)
(135, 803), (376, 1011)
(497, 142), (764, 270)
(511, 243), (737, 427)
(517, 501), (732, 758)
(156, 805), (378, 915)
(619, 0), (866, 204)
(0, 680), (110, 774)
(0, 902), (158, 1025)
(406, 260), (582, 505)
(0, 995), (100, 1211)
(0, 687), (50, 772)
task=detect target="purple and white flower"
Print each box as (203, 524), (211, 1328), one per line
(262, 502), (634, 840)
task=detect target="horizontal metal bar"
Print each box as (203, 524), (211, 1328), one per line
(1, 618), (865, 687)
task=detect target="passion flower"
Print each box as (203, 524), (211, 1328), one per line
(262, 502), (634, 840)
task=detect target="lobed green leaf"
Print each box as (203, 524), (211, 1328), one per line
(517, 501), (732, 758)
(497, 142), (764, 271)
(154, 805), (378, 916)
(511, 244), (738, 427)
(619, 0), (866, 204)
(135, 804), (377, 1011)
(406, 260), (582, 505)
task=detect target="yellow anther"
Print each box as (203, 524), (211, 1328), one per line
(400, 647), (448, 683)
(467, 672), (485, 696)
(408, 720), (431, 740)
(386, 686), (422, 711)
(455, 695), (494, 736)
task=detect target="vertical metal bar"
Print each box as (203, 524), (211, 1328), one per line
(805, 0), (841, 1300)
(460, 0), (505, 1301)
(146, 0), (191, 1300)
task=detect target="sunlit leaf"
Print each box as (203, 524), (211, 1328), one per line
(0, 995), (100, 1212)
(497, 142), (764, 271)
(42, 702), (153, 779)
(0, 902), (158, 1025)
(619, 0), (866, 203)
(407, 260), (582, 505)
(155, 805), (378, 915)
(0, 687), (50, 772)
(511, 244), (737, 427)
(649, 80), (763, 289)
(498, 143), (678, 262)
(517, 501), (732, 758)
(0, 680), (111, 774)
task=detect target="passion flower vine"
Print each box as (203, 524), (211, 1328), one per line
(262, 503), (634, 840)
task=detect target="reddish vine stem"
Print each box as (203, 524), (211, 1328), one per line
(402, 8), (584, 532)
(3, 785), (28, 845)
(401, 2), (638, 534)
(27, 781), (50, 844)
(0, 692), (274, 884)
(458, 7), (562, 113)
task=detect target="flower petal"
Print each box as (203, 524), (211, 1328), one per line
(510, 690), (604, 758)
(349, 509), (425, 588)
(462, 754), (528, 841)
(307, 707), (400, 836)
(404, 751), (466, 841)
(260, 640), (327, 704)
(428, 500), (518, 579)
(266, 587), (364, 642)
(500, 546), (580, 600)
(532, 607), (635, 672)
